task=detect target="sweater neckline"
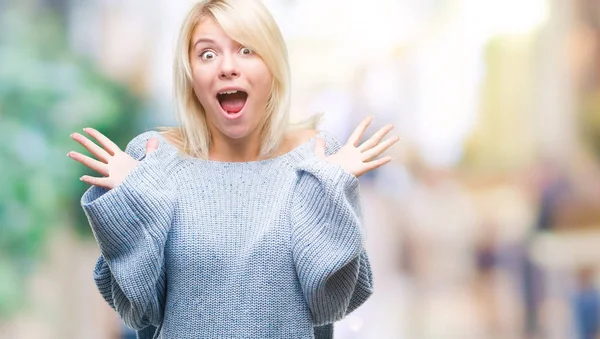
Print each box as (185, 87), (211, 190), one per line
(183, 132), (323, 166)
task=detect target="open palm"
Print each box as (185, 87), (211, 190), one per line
(315, 116), (399, 177)
(68, 128), (158, 189)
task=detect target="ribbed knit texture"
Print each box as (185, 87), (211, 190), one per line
(81, 130), (374, 339)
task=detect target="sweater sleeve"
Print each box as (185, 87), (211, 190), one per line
(291, 131), (374, 327)
(81, 131), (175, 333)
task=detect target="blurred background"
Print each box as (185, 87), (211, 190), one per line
(1, 0), (600, 338)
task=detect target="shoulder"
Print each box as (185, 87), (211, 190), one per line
(124, 130), (176, 160)
(286, 129), (319, 147)
(285, 129), (343, 155)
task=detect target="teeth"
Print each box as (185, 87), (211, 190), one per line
(219, 90), (238, 95)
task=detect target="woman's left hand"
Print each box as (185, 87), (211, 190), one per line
(315, 116), (399, 178)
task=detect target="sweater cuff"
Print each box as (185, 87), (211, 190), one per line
(296, 157), (359, 193)
(81, 150), (175, 259)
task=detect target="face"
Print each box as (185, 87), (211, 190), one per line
(189, 16), (273, 143)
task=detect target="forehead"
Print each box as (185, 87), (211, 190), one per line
(192, 16), (230, 42)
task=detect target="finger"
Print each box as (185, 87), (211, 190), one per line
(146, 137), (159, 155)
(80, 175), (112, 189)
(83, 128), (121, 156)
(357, 123), (394, 152)
(359, 156), (393, 175)
(71, 132), (111, 163)
(68, 151), (109, 176)
(347, 116), (374, 147)
(361, 136), (399, 161)
(314, 138), (326, 159)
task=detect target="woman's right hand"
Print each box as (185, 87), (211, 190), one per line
(68, 128), (158, 189)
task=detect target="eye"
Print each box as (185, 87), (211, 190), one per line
(199, 50), (216, 60)
(240, 47), (253, 55)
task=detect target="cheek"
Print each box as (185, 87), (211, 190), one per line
(191, 69), (214, 104)
(260, 64), (273, 87)
(252, 65), (273, 100)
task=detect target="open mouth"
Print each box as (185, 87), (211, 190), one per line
(217, 90), (248, 115)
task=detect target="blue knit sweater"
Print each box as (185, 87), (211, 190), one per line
(81, 130), (373, 339)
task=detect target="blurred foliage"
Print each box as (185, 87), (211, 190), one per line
(0, 3), (144, 319)
(581, 92), (600, 158)
(462, 35), (537, 172)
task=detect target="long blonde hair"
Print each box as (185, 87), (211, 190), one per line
(159, 0), (319, 159)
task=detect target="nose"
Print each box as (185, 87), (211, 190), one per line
(219, 54), (240, 79)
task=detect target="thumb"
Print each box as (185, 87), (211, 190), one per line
(146, 137), (159, 155)
(314, 138), (326, 159)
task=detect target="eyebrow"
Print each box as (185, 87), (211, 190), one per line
(193, 38), (216, 48)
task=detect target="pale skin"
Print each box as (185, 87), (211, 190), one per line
(69, 16), (398, 187)
(68, 116), (399, 190)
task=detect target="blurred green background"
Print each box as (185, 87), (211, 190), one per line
(0, 2), (143, 319)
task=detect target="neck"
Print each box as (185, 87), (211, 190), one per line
(208, 131), (263, 162)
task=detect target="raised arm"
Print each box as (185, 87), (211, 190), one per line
(72, 130), (175, 334)
(291, 119), (398, 329)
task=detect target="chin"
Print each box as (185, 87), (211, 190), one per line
(217, 123), (257, 141)
(205, 101), (263, 141)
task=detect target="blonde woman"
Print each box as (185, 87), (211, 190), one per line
(68, 0), (398, 338)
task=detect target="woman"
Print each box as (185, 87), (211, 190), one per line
(68, 0), (398, 338)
